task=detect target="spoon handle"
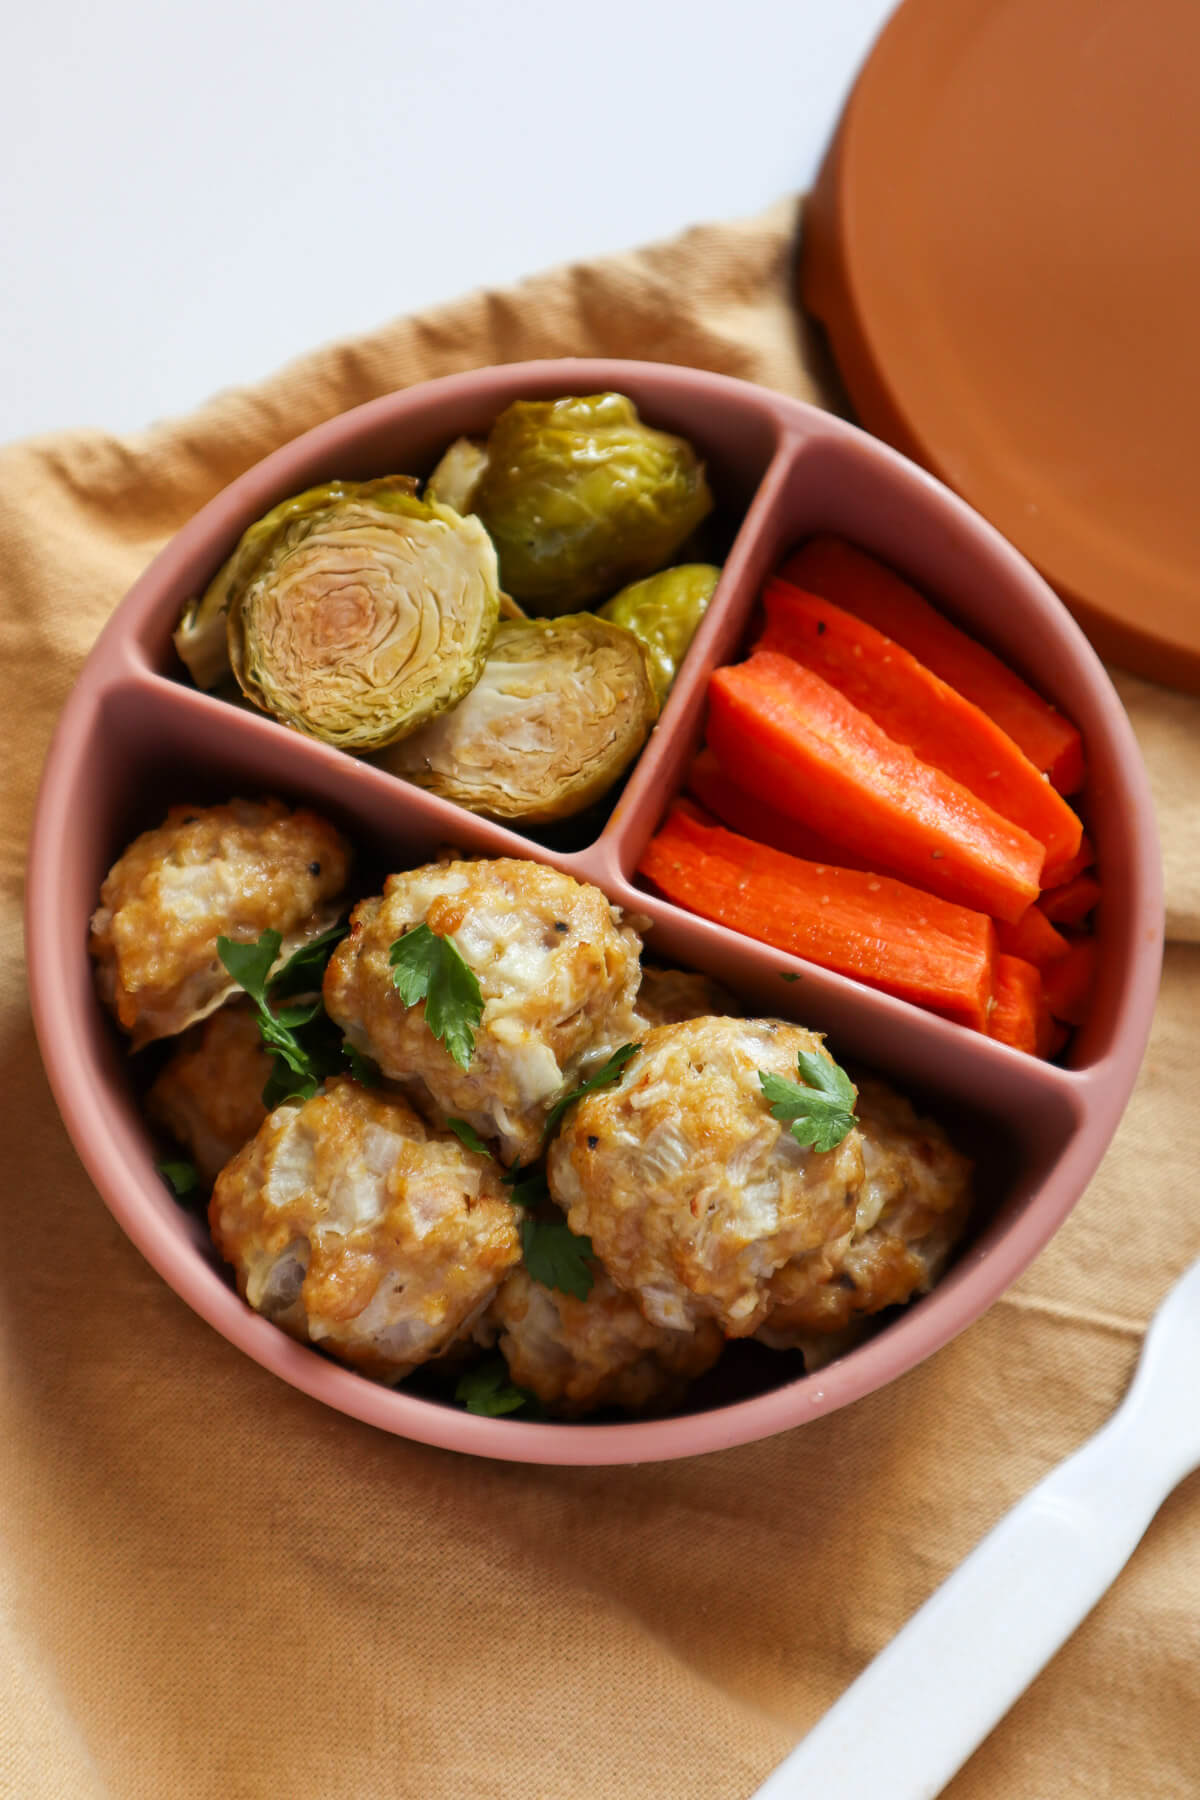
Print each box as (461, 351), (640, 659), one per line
(750, 1411), (1168, 1800)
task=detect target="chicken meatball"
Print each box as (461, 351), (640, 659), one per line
(323, 857), (643, 1165)
(90, 798), (351, 1048)
(547, 1017), (865, 1337)
(147, 1001), (272, 1184)
(633, 965), (741, 1031)
(758, 1077), (973, 1347)
(210, 1077), (521, 1381)
(493, 1267), (723, 1417)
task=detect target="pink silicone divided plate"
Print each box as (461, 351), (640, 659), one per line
(26, 361), (1163, 1464)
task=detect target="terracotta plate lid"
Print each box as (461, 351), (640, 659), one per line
(801, 0), (1200, 689)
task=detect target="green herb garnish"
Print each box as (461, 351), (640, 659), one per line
(758, 1048), (858, 1153)
(779, 971), (801, 983)
(267, 920), (348, 1000)
(542, 1043), (640, 1141)
(446, 1117), (493, 1157)
(342, 1041), (382, 1087)
(157, 1158), (199, 1198)
(388, 923), (484, 1070)
(218, 930), (341, 1106)
(455, 1357), (531, 1416)
(504, 1167), (550, 1210)
(521, 1217), (595, 1301)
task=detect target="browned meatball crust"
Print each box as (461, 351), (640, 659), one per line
(323, 857), (642, 1165)
(758, 1077), (973, 1346)
(146, 1001), (272, 1183)
(493, 1267), (723, 1416)
(547, 1017), (865, 1337)
(210, 1077), (521, 1381)
(90, 798), (350, 1048)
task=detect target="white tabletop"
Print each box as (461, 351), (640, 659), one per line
(1, 0), (895, 444)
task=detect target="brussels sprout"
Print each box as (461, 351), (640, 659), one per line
(174, 554), (237, 688)
(425, 436), (490, 515)
(177, 476), (501, 751)
(599, 563), (721, 703)
(376, 615), (659, 823)
(471, 393), (713, 614)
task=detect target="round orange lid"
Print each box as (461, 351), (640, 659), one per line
(801, 0), (1200, 688)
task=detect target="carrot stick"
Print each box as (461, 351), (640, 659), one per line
(756, 579), (1083, 881)
(777, 537), (1085, 795)
(987, 955), (1050, 1056)
(1042, 938), (1097, 1025)
(638, 802), (997, 1029)
(686, 749), (885, 874)
(995, 906), (1071, 971)
(706, 653), (1045, 923)
(1039, 875), (1101, 927)
(1042, 832), (1094, 888)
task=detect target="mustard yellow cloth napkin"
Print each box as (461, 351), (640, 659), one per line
(3, 197), (1199, 1800)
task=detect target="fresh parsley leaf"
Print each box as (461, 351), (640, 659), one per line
(455, 1357), (531, 1417)
(759, 1048), (858, 1153)
(506, 1168), (550, 1211)
(388, 923), (484, 1071)
(157, 1158), (199, 1198)
(261, 1061), (320, 1109)
(217, 929), (281, 1008)
(446, 1117), (493, 1157)
(779, 971), (801, 983)
(219, 930), (341, 1108)
(542, 1043), (640, 1141)
(521, 1216), (594, 1301)
(342, 1041), (382, 1086)
(267, 921), (348, 1000)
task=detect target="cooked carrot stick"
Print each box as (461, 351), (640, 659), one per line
(1042, 937), (1097, 1025)
(987, 954), (1051, 1056)
(756, 579), (1083, 881)
(995, 906), (1071, 971)
(777, 537), (1085, 795)
(686, 749), (884, 873)
(1042, 832), (1094, 888)
(1039, 875), (1101, 927)
(638, 802), (997, 1029)
(706, 653), (1045, 923)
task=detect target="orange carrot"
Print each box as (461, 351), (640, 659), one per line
(756, 579), (1083, 881)
(778, 537), (1085, 794)
(638, 802), (997, 1029)
(1042, 938), (1097, 1025)
(1039, 875), (1101, 927)
(686, 750), (885, 874)
(1042, 832), (1094, 888)
(987, 955), (1050, 1056)
(706, 653), (1045, 924)
(995, 906), (1071, 971)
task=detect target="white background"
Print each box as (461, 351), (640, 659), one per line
(1, 0), (896, 442)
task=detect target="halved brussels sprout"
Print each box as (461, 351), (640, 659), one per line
(599, 564), (721, 703)
(176, 476), (501, 751)
(471, 394), (714, 614)
(376, 614), (659, 823)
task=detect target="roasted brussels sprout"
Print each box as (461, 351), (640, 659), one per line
(175, 477), (501, 751)
(376, 614), (659, 823)
(425, 436), (489, 515)
(470, 393), (713, 614)
(599, 563), (720, 702)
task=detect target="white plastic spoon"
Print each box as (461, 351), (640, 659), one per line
(752, 1254), (1200, 1800)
